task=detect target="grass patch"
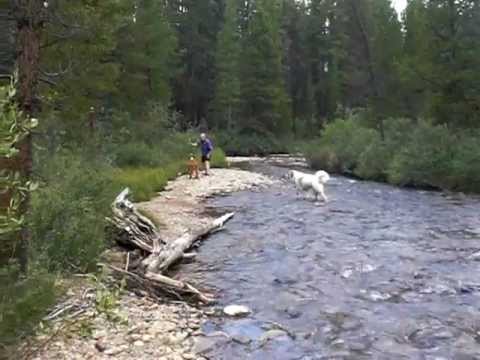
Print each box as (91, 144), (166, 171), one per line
(111, 147), (228, 202)
(112, 166), (176, 202)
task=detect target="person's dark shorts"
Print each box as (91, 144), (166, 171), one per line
(201, 154), (211, 163)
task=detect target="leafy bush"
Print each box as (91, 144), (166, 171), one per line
(387, 122), (456, 189)
(304, 117), (378, 172)
(355, 138), (390, 180)
(0, 263), (56, 347)
(320, 117), (379, 171)
(304, 115), (480, 193)
(354, 118), (416, 180)
(303, 144), (341, 172)
(449, 132), (480, 192)
(211, 148), (228, 168)
(114, 141), (159, 168)
(30, 152), (115, 272)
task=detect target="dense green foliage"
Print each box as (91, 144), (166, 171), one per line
(305, 116), (480, 192)
(0, 264), (56, 347)
(30, 152), (115, 272)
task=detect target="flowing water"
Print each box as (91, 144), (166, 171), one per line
(179, 160), (480, 359)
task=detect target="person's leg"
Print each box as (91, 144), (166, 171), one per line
(204, 160), (210, 175)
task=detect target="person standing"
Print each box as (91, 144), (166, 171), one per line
(198, 133), (213, 175)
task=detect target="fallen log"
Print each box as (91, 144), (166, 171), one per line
(107, 188), (234, 304)
(144, 272), (214, 304)
(106, 265), (214, 304)
(107, 188), (163, 253)
(143, 212), (235, 273)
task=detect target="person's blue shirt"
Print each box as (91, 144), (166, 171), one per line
(200, 138), (213, 156)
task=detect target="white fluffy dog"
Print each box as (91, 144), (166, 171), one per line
(288, 169), (330, 202)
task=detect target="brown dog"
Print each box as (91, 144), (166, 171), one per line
(187, 156), (200, 179)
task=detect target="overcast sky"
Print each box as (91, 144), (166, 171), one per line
(393, 0), (407, 15)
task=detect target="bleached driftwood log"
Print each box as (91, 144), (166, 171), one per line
(107, 188), (234, 304)
(108, 188), (163, 253)
(143, 212), (235, 273)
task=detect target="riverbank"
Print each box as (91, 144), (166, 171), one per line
(138, 167), (275, 243)
(18, 166), (275, 360)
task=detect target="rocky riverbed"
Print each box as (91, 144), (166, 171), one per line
(178, 162), (480, 359)
(19, 167), (275, 360)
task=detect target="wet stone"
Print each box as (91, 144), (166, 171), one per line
(260, 329), (289, 343)
(232, 335), (252, 345)
(193, 336), (230, 355)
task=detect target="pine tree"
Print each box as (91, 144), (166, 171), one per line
(399, 0), (429, 119)
(240, 0), (291, 137)
(423, 0), (480, 127)
(320, 0), (402, 134)
(369, 0), (403, 119)
(281, 0), (315, 136)
(40, 0), (128, 122)
(117, 0), (177, 113)
(169, 0), (224, 128)
(211, 0), (241, 131)
(306, 0), (333, 120)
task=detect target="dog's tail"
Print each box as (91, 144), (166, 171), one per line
(315, 170), (330, 184)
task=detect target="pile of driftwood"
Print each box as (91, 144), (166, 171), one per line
(105, 188), (234, 304)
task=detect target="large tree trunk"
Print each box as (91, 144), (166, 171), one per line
(11, 0), (46, 272)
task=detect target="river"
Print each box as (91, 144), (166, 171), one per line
(179, 159), (480, 359)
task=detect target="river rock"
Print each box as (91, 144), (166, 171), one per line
(92, 330), (108, 340)
(223, 305), (251, 317)
(260, 329), (289, 343)
(142, 334), (153, 342)
(169, 332), (189, 345)
(285, 307), (302, 319)
(192, 335), (229, 354)
(368, 290), (392, 302)
(232, 335), (252, 345)
(104, 345), (129, 356)
(94, 340), (107, 352)
(341, 268), (354, 279)
(467, 251), (480, 260)
(182, 354), (196, 360)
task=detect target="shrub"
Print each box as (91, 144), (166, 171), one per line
(355, 138), (390, 180)
(0, 263), (56, 347)
(303, 144), (341, 172)
(448, 131), (480, 193)
(30, 152), (115, 272)
(114, 142), (160, 168)
(112, 133), (195, 169)
(387, 122), (456, 189)
(304, 117), (378, 173)
(320, 117), (379, 171)
(211, 148), (228, 168)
